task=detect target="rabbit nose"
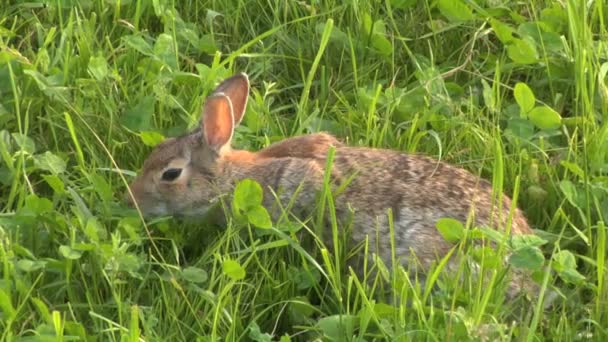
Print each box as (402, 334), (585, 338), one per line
(124, 179), (145, 208)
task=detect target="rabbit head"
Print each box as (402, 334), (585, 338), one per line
(124, 73), (250, 217)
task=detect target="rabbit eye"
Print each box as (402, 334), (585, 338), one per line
(161, 168), (182, 181)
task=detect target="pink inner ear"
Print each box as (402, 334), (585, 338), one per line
(202, 95), (234, 151)
(213, 73), (249, 125)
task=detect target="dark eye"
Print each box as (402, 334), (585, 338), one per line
(161, 168), (182, 181)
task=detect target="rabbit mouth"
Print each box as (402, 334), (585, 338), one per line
(141, 203), (170, 217)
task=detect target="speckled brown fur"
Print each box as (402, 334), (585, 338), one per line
(125, 73), (538, 300)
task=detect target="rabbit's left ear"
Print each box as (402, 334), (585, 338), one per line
(211, 73), (249, 126)
(201, 93), (234, 153)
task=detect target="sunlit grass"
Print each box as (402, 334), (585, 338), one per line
(0, 0), (606, 340)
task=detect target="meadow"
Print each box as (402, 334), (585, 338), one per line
(0, 0), (607, 340)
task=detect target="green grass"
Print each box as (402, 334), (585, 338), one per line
(1, 0), (607, 340)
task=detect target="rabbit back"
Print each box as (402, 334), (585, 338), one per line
(218, 142), (531, 270)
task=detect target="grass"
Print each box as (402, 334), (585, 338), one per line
(0, 0), (607, 340)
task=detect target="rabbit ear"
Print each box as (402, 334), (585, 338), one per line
(201, 94), (234, 153)
(211, 73), (249, 126)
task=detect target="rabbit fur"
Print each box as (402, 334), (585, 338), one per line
(125, 73), (540, 300)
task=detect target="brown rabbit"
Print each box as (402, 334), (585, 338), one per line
(125, 73), (538, 299)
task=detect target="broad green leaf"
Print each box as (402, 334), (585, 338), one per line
(371, 34), (393, 56)
(181, 266), (209, 283)
(361, 13), (373, 34)
(122, 35), (154, 56)
(508, 246), (544, 271)
(233, 179), (264, 212)
(0, 51), (18, 64)
(0, 167), (12, 186)
(33, 151), (67, 174)
(436, 218), (465, 243)
(23, 69), (71, 104)
(514, 82), (535, 114)
(68, 188), (93, 220)
(90, 173), (113, 202)
(527, 185), (548, 201)
(471, 246), (500, 269)
(552, 250), (586, 284)
(316, 22), (348, 48)
(177, 27), (200, 49)
(248, 322), (273, 342)
(374, 19), (386, 35)
(198, 34), (218, 54)
(117, 217), (140, 242)
(541, 5), (568, 33)
(518, 22), (563, 54)
(88, 56), (108, 81)
(17, 259), (46, 272)
(116, 253), (142, 274)
(506, 118), (535, 140)
(559, 180), (579, 207)
(556, 268), (586, 284)
(317, 314), (358, 341)
(65, 321), (88, 340)
(11, 133), (36, 154)
(289, 296), (315, 319)
(553, 250), (577, 269)
(469, 227), (505, 243)
(59, 245), (83, 260)
(24, 194), (53, 215)
(42, 174), (66, 194)
(528, 105), (562, 130)
(84, 217), (103, 242)
(490, 19), (514, 44)
(247, 205), (272, 229)
(22, 69), (49, 91)
(121, 96), (155, 131)
(206, 9), (223, 22)
(507, 38), (538, 64)
(12, 244), (36, 259)
(560, 161), (585, 179)
(139, 131), (165, 147)
(437, 0), (475, 22)
(510, 234), (548, 250)
(154, 33), (178, 69)
(222, 259), (246, 280)
(481, 79), (495, 112)
(288, 268), (320, 290)
(416, 65), (444, 98)
(73, 243), (96, 251)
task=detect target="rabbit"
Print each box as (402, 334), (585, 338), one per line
(125, 72), (540, 300)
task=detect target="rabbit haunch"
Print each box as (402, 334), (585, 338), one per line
(125, 73), (535, 298)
